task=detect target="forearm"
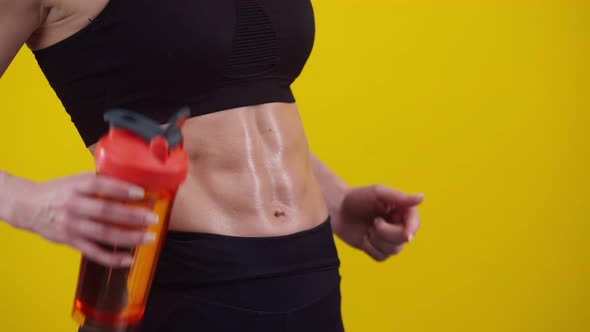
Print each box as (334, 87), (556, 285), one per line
(309, 152), (349, 216)
(0, 170), (32, 227)
(0, 170), (12, 221)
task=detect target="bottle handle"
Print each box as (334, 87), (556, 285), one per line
(163, 107), (191, 148)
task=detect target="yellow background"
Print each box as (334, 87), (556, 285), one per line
(1, 1), (588, 331)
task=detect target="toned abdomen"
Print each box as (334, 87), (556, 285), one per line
(168, 102), (329, 236)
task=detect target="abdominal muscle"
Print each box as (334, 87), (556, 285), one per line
(91, 103), (330, 237)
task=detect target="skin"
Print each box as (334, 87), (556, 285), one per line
(0, 0), (423, 267)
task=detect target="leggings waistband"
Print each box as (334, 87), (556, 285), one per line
(153, 217), (340, 288)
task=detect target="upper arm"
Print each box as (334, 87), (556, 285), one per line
(0, 0), (46, 77)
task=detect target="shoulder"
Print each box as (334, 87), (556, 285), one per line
(0, 0), (50, 26)
(0, 0), (47, 12)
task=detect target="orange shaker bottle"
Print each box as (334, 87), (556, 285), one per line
(72, 108), (190, 331)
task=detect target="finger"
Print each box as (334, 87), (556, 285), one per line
(392, 210), (403, 225)
(371, 217), (407, 249)
(403, 206), (421, 242)
(64, 196), (158, 226)
(375, 185), (424, 209)
(75, 174), (146, 200)
(368, 227), (404, 257)
(70, 237), (134, 267)
(361, 234), (388, 262)
(66, 217), (155, 247)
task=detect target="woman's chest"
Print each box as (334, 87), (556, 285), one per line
(33, 0), (316, 82)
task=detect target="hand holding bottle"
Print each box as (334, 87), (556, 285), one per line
(5, 172), (158, 267)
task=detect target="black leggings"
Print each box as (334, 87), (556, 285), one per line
(80, 218), (344, 332)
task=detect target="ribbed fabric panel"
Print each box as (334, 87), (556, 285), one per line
(224, 0), (279, 78)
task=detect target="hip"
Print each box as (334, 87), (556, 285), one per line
(145, 217), (343, 331)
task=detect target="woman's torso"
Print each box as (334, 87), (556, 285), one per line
(28, 0), (329, 236)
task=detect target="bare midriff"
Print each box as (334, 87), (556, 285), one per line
(91, 103), (329, 237)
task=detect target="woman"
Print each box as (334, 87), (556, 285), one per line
(0, 0), (424, 331)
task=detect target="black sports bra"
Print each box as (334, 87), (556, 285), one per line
(33, 0), (316, 145)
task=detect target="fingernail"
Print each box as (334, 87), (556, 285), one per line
(416, 193), (425, 200)
(122, 257), (134, 266)
(147, 213), (159, 225)
(407, 233), (414, 243)
(129, 187), (145, 199)
(144, 232), (156, 243)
